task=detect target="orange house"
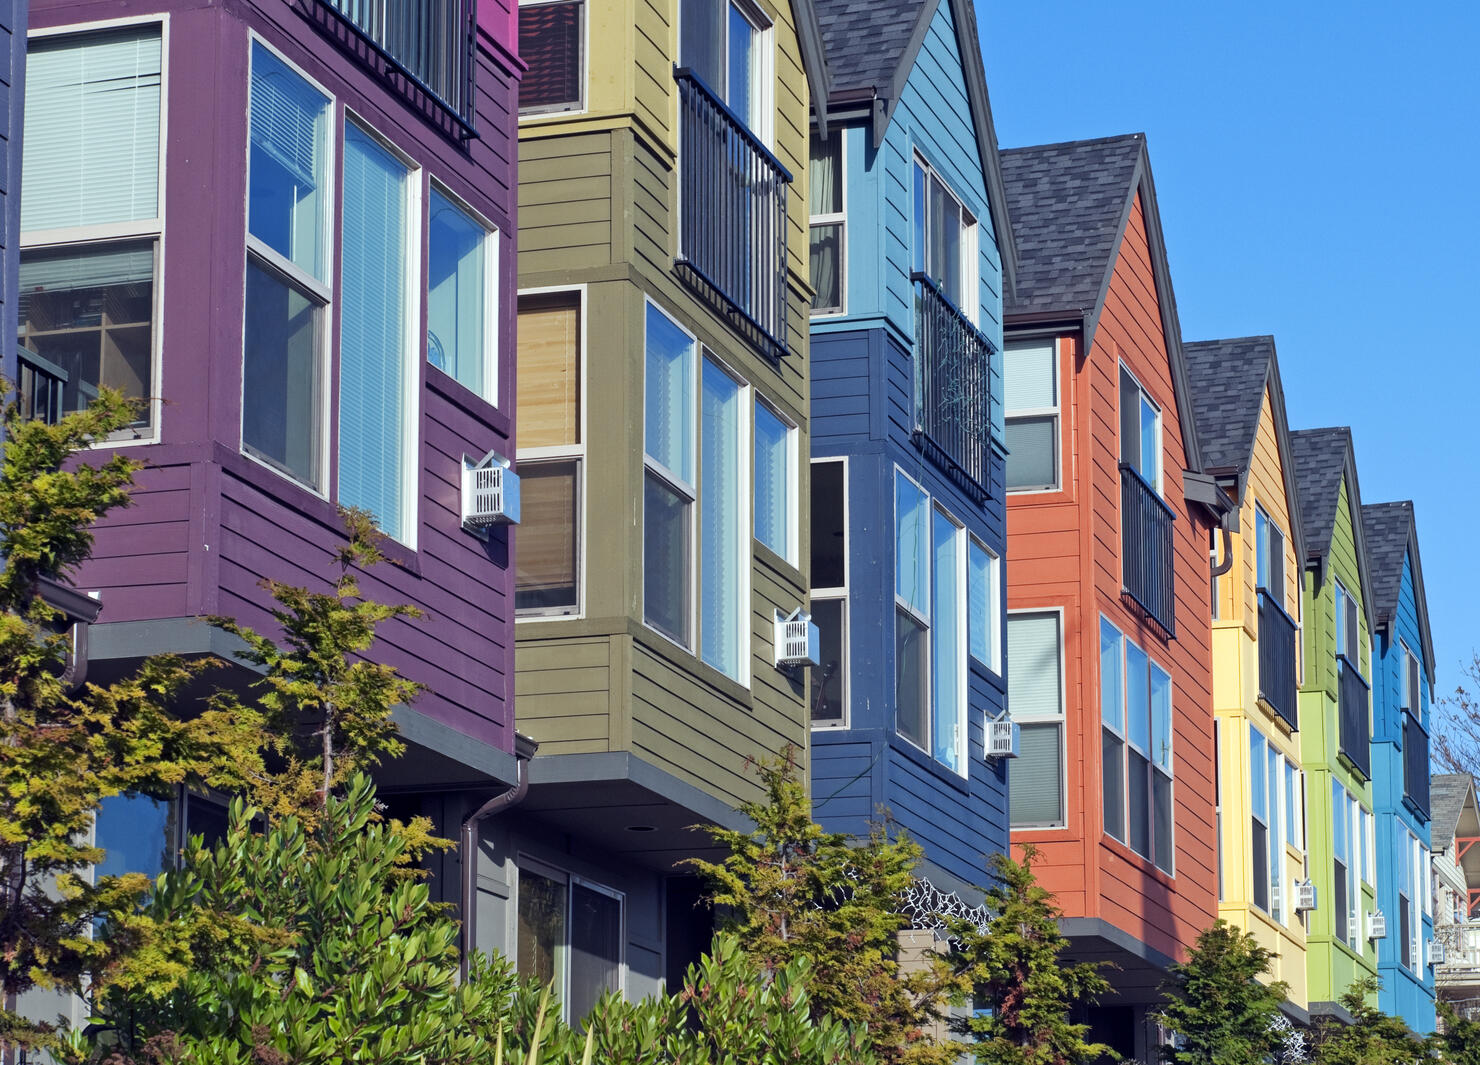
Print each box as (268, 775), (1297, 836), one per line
(999, 134), (1229, 1060)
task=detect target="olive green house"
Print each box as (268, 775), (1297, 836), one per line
(1291, 427), (1379, 1018)
(480, 0), (829, 1018)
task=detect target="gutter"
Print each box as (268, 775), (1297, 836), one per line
(459, 731), (538, 977)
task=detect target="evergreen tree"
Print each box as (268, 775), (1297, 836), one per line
(949, 847), (1112, 1065)
(1153, 919), (1288, 1065)
(1433, 1001), (1480, 1065)
(1307, 977), (1426, 1065)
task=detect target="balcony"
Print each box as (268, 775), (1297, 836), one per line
(911, 272), (994, 502)
(17, 348), (66, 424)
(1257, 590), (1299, 730)
(1120, 463), (1176, 636)
(1436, 923), (1480, 986)
(674, 68), (791, 361)
(304, 0), (477, 137)
(1338, 655), (1370, 779)
(1404, 711), (1430, 816)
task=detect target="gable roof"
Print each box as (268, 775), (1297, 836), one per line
(1432, 774), (1477, 851)
(999, 133), (1204, 476)
(813, 0), (1016, 293)
(1182, 335), (1306, 560)
(791, 0), (832, 134)
(1289, 427), (1374, 625)
(1361, 501), (1436, 683)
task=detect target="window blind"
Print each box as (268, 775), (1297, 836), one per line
(250, 45), (323, 190)
(643, 303), (694, 485)
(19, 242), (153, 291)
(931, 512), (962, 771)
(895, 474), (929, 617)
(700, 359), (742, 679)
(753, 403), (788, 556)
(1005, 340), (1054, 409)
(1013, 724), (1062, 826)
(428, 189), (487, 396)
(1007, 613), (1060, 720)
(23, 26), (162, 231)
(518, 295), (580, 448)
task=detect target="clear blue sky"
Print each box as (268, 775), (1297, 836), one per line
(977, 1), (1480, 708)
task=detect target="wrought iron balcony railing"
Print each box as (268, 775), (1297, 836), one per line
(674, 68), (791, 361)
(1120, 463), (1176, 636)
(308, 0), (477, 136)
(911, 272), (993, 501)
(1338, 655), (1371, 779)
(1258, 590), (1299, 730)
(1404, 711), (1430, 816)
(17, 348), (67, 425)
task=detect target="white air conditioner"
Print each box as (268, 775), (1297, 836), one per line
(1430, 939), (1446, 966)
(461, 453), (520, 534)
(986, 719), (1020, 759)
(1367, 910), (1387, 940)
(775, 609), (820, 667)
(1294, 879), (1317, 912)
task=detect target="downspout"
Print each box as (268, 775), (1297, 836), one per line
(460, 732), (537, 978)
(1210, 522), (1234, 579)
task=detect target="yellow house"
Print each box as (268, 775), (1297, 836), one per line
(1186, 337), (1311, 1019)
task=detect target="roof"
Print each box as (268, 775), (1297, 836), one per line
(812, 0), (1017, 293)
(1432, 775), (1477, 849)
(791, 0), (832, 133)
(1289, 427), (1374, 624)
(1361, 501), (1437, 683)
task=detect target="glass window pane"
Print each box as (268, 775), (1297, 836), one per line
(1126, 642), (1149, 751)
(1151, 664), (1172, 771)
(700, 361), (743, 679)
(1100, 619), (1123, 732)
(568, 884), (621, 1021)
(1005, 416), (1057, 490)
(1004, 339), (1056, 412)
(754, 403), (791, 559)
(644, 304), (695, 484)
(895, 607), (927, 748)
(894, 473), (929, 616)
(183, 793), (230, 851)
(24, 26), (162, 231)
(517, 869), (567, 991)
(516, 461), (579, 614)
(428, 189), (488, 397)
(1139, 396), (1158, 483)
(808, 132), (842, 215)
(1102, 730), (1125, 842)
(1252, 820), (1269, 911)
(19, 242), (155, 427)
(1119, 368), (1139, 468)
(1250, 727), (1267, 821)
(809, 223), (843, 313)
(519, 0), (583, 113)
(1128, 748), (1150, 857)
(968, 541), (996, 667)
(726, 3), (755, 125)
(95, 794), (173, 880)
(1285, 763), (1298, 847)
(339, 125), (411, 542)
(1011, 723), (1062, 826)
(811, 596), (845, 725)
(679, 0), (722, 93)
(912, 162), (926, 276)
(932, 511), (963, 772)
(1153, 772), (1173, 872)
(643, 473), (689, 644)
(519, 293), (581, 449)
(810, 461), (846, 589)
(243, 260), (321, 487)
(1007, 612), (1060, 720)
(248, 42), (329, 279)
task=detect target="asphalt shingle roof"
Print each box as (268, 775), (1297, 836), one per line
(1360, 501), (1413, 628)
(1432, 774), (1475, 847)
(999, 134), (1144, 318)
(814, 0), (923, 99)
(1182, 336), (1275, 475)
(1289, 427), (1351, 562)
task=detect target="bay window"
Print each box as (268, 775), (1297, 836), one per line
(808, 130), (844, 314)
(1009, 611), (1064, 827)
(1400, 832), (1413, 970)
(643, 303), (697, 646)
(810, 459), (848, 726)
(1004, 338), (1059, 492)
(1251, 728), (1270, 913)
(1099, 617), (1174, 872)
(1333, 779), (1351, 946)
(930, 508), (966, 773)
(700, 360), (745, 678)
(20, 24), (164, 436)
(428, 187), (494, 398)
(753, 401), (796, 562)
(516, 861), (623, 1022)
(519, 0), (585, 115)
(895, 473), (931, 749)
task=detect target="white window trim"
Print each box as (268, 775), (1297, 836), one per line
(515, 284), (588, 622)
(893, 466), (932, 758)
(1118, 361), (1164, 494)
(1399, 638), (1420, 713)
(968, 534), (1001, 675)
(1008, 605), (1067, 830)
(810, 455), (849, 730)
(428, 178), (500, 407)
(912, 151), (979, 325)
(808, 127), (846, 318)
(516, 0), (589, 121)
(513, 855), (627, 1022)
(1003, 334), (1061, 494)
(23, 13), (172, 445)
(934, 502), (968, 777)
(753, 395), (798, 565)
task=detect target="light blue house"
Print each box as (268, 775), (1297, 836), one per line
(1362, 501), (1437, 1033)
(806, 0), (1016, 901)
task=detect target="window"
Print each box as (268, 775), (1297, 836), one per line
(680, 0), (768, 131)
(1400, 833), (1413, 970)
(1255, 506), (1285, 602)
(1099, 618), (1175, 872)
(20, 24), (164, 436)
(517, 291), (583, 616)
(1267, 740), (1283, 922)
(643, 303), (697, 646)
(968, 539), (1000, 673)
(1334, 578), (1360, 663)
(1333, 778), (1352, 947)
(810, 459), (847, 727)
(912, 157), (977, 316)
(1004, 338), (1059, 492)
(94, 788), (232, 881)
(1285, 760), (1300, 849)
(896, 473), (930, 749)
(808, 130), (844, 314)
(1251, 728), (1270, 913)
(1214, 720), (1223, 901)
(428, 187), (494, 398)
(700, 359), (746, 679)
(1119, 365), (1161, 490)
(754, 401), (796, 561)
(1401, 641), (1421, 712)
(516, 861), (623, 1022)
(519, 0), (584, 114)
(930, 507), (967, 773)
(1009, 611), (1064, 827)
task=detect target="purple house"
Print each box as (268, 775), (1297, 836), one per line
(11, 0), (522, 924)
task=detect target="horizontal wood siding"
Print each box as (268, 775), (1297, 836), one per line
(75, 461), (194, 621)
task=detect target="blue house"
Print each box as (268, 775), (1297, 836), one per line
(1362, 501), (1437, 1033)
(806, 0), (1016, 903)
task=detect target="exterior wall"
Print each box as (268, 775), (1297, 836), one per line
(1007, 192), (1217, 969)
(0, 0), (21, 371)
(1212, 387), (1309, 1009)
(1299, 475), (1378, 1007)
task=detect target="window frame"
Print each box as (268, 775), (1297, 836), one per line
(894, 467), (933, 755)
(1400, 639), (1421, 713)
(1003, 335), (1061, 494)
(1334, 577), (1361, 667)
(1254, 504), (1285, 602)
(1118, 362), (1163, 493)
(930, 503), (968, 776)
(752, 396), (798, 565)
(968, 536), (1001, 674)
(516, 284), (588, 621)
(1008, 606), (1067, 829)
(1099, 615), (1175, 873)
(807, 127), (846, 317)
(809, 455), (849, 729)
(426, 178), (499, 404)
(677, 0), (775, 145)
(911, 152), (979, 323)
(513, 855), (626, 1022)
(22, 14), (172, 444)
(516, 0), (588, 119)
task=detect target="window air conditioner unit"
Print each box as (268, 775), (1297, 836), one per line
(1367, 911), (1387, 940)
(775, 609), (820, 667)
(1430, 940), (1446, 966)
(1294, 879), (1317, 912)
(461, 452), (520, 534)
(986, 718), (1020, 759)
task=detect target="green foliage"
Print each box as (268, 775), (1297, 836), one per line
(1308, 977), (1427, 1065)
(687, 749), (962, 1065)
(0, 388), (256, 1053)
(1433, 1001), (1480, 1065)
(950, 847), (1111, 1065)
(1153, 919), (1287, 1065)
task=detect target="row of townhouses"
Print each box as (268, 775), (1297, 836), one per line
(5, 0), (1473, 1055)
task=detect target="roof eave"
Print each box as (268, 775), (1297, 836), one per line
(793, 0), (833, 136)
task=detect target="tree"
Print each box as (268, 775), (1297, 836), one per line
(1152, 919), (1288, 1065)
(1435, 652), (1480, 776)
(0, 389), (255, 1055)
(949, 847), (1111, 1065)
(688, 749), (963, 1065)
(1307, 977), (1426, 1065)
(1432, 1001), (1480, 1065)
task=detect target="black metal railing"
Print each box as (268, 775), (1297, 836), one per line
(1338, 655), (1371, 779)
(1257, 590), (1299, 730)
(911, 272), (993, 499)
(17, 348), (66, 424)
(1120, 463), (1176, 636)
(311, 0), (477, 135)
(674, 68), (791, 360)
(1404, 711), (1430, 816)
